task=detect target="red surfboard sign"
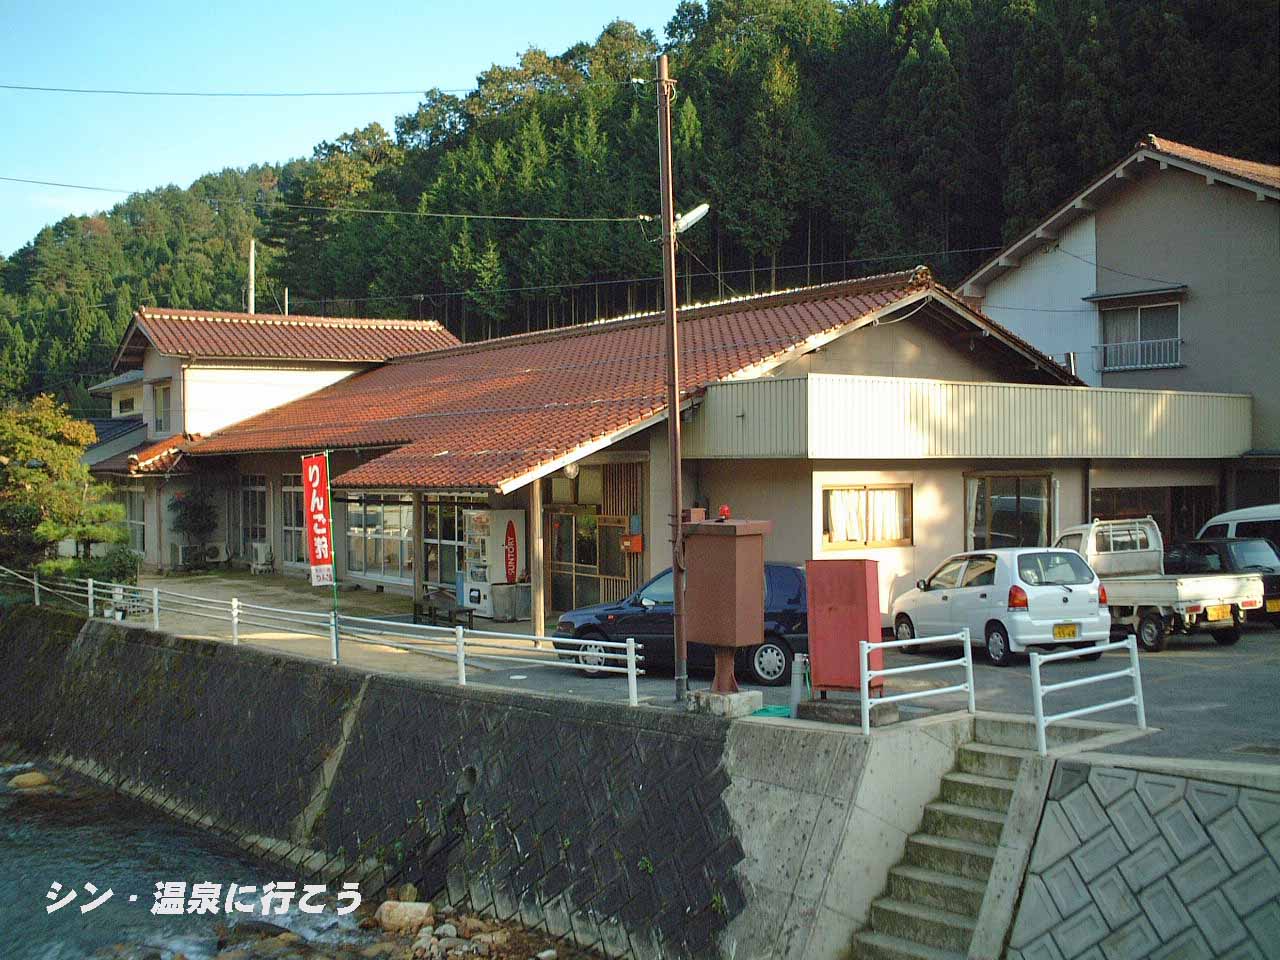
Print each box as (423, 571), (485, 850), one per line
(504, 520), (517, 583)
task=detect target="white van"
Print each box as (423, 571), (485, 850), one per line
(1198, 504), (1280, 545)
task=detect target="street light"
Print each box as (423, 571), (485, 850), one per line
(656, 55), (712, 703)
(675, 203), (710, 234)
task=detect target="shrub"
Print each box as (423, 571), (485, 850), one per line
(38, 544), (140, 585)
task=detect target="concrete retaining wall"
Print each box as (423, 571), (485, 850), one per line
(0, 607), (971, 960)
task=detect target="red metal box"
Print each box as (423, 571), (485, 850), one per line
(806, 559), (883, 694)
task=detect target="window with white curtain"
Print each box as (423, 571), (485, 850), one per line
(822, 485), (913, 548)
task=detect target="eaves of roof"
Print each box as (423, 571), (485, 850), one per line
(961, 135), (1280, 295)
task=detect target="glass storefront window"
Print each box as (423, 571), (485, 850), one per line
(239, 475), (267, 558)
(422, 495), (484, 589)
(966, 475), (1050, 549)
(281, 474), (305, 564)
(344, 492), (413, 581)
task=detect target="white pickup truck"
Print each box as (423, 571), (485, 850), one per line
(1054, 517), (1264, 651)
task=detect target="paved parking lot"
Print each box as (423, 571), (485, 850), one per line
(479, 624), (1280, 763)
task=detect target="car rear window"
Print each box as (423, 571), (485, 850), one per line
(1018, 552), (1094, 586)
(1237, 519), (1280, 544)
(766, 566), (804, 606)
(1227, 539), (1280, 572)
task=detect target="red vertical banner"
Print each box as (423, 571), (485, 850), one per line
(302, 453), (335, 587)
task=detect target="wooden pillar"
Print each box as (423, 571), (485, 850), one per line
(530, 478), (545, 640)
(412, 492), (425, 614)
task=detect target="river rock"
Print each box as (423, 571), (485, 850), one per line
(375, 900), (435, 935)
(535, 950), (558, 960)
(433, 922), (458, 939)
(470, 931), (509, 948)
(358, 943), (399, 958)
(457, 917), (495, 938)
(218, 920), (294, 947)
(8, 770), (51, 789)
(398, 883), (419, 903)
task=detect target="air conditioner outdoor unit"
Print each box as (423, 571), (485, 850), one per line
(250, 541), (274, 575)
(171, 543), (197, 570)
(203, 543), (230, 565)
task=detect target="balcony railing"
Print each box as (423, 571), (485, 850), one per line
(1095, 337), (1183, 372)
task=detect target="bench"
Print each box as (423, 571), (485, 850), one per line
(413, 590), (475, 631)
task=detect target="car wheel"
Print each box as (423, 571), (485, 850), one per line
(1137, 613), (1166, 652)
(1214, 627), (1241, 646)
(1080, 650), (1104, 662)
(748, 636), (792, 686)
(575, 634), (610, 677)
(985, 623), (1014, 667)
(894, 615), (920, 654)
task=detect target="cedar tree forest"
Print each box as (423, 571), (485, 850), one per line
(1, 0), (1277, 415)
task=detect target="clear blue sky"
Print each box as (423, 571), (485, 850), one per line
(0, 0), (678, 256)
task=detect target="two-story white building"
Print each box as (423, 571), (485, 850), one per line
(89, 307), (459, 570)
(960, 134), (1280, 530)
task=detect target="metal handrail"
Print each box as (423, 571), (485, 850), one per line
(0, 565), (645, 707)
(858, 629), (975, 735)
(1028, 636), (1147, 755)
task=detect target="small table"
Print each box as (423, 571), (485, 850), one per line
(413, 590), (475, 630)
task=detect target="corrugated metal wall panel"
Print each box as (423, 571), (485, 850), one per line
(682, 377), (808, 458)
(685, 374), (1251, 460)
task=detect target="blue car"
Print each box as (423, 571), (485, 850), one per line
(552, 562), (809, 686)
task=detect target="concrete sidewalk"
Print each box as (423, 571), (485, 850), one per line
(138, 569), (552, 686)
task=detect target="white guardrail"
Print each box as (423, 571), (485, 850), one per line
(1028, 636), (1146, 756)
(858, 629), (976, 736)
(0, 567), (644, 707)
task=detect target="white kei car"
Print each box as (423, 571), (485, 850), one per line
(890, 548), (1111, 666)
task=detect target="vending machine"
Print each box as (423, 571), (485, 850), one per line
(461, 509), (527, 618)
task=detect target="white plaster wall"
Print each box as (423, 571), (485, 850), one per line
(182, 363), (363, 437)
(978, 215), (1101, 385)
(111, 385), (143, 419)
(142, 352), (182, 440)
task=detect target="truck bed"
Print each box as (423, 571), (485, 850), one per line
(1102, 572), (1263, 607)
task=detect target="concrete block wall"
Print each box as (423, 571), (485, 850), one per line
(0, 607), (975, 960)
(1008, 759), (1280, 960)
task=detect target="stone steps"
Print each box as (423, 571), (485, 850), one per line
(849, 931), (965, 960)
(973, 715), (1098, 751)
(850, 728), (1028, 960)
(921, 801), (1007, 846)
(939, 771), (1015, 812)
(955, 741), (1031, 780)
(902, 833), (998, 882)
(887, 864), (988, 918)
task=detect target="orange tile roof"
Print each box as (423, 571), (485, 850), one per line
(125, 308), (460, 363)
(90, 435), (194, 476)
(1146, 135), (1280, 191)
(186, 268), (1077, 491)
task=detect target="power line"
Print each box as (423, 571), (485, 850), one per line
(1054, 246), (1184, 287)
(0, 79), (648, 98)
(291, 245), (1007, 308)
(0, 175), (648, 224)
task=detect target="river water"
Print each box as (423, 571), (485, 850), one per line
(0, 769), (364, 960)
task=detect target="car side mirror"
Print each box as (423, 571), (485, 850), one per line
(916, 579), (928, 591)
(640, 596), (657, 608)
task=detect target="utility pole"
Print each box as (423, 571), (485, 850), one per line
(657, 54), (687, 702)
(248, 238), (256, 314)
(284, 286), (289, 316)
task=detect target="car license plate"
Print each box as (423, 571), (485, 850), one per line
(1267, 600), (1280, 613)
(1053, 623), (1078, 640)
(1206, 604), (1231, 622)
